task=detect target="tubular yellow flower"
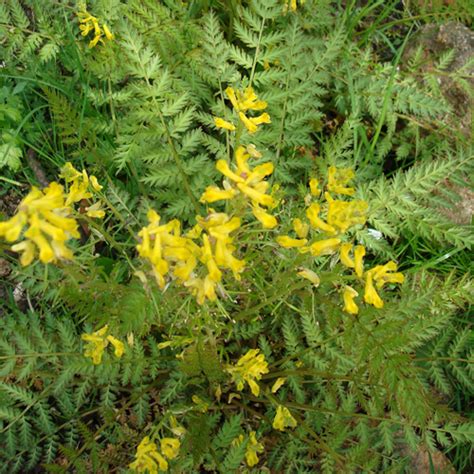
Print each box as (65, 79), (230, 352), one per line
(271, 377), (287, 393)
(129, 436), (168, 473)
(339, 242), (354, 268)
(225, 87), (240, 111)
(170, 416), (187, 437)
(216, 159), (245, 184)
(226, 349), (269, 396)
(343, 286), (359, 314)
(81, 325), (125, 365)
(273, 405), (297, 431)
(200, 186), (237, 203)
(246, 432), (264, 467)
(309, 177), (320, 196)
(308, 238), (341, 256)
(201, 234), (223, 282)
(293, 218), (309, 238)
(306, 203), (336, 234)
(237, 182), (275, 207)
(327, 165), (355, 196)
(297, 268), (320, 286)
(102, 23), (114, 41)
(252, 205), (278, 229)
(160, 438), (180, 460)
(354, 245), (366, 277)
(10, 240), (35, 266)
(276, 236), (308, 248)
(107, 335), (125, 358)
(85, 201), (105, 218)
(371, 261), (405, 288)
(214, 117), (236, 131)
(239, 111), (271, 134)
(364, 272), (384, 309)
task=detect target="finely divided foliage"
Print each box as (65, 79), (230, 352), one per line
(0, 0), (473, 472)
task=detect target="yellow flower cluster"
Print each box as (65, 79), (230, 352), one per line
(0, 163), (103, 266)
(60, 162), (105, 216)
(233, 431), (265, 467)
(0, 183), (79, 266)
(77, 6), (113, 48)
(341, 255), (405, 313)
(129, 436), (180, 473)
(137, 210), (245, 305)
(276, 166), (368, 258)
(276, 165), (404, 313)
(272, 405), (297, 431)
(214, 86), (271, 134)
(226, 349), (269, 396)
(200, 145), (278, 229)
(81, 325), (125, 365)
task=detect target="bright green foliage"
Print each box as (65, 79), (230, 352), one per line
(0, 0), (473, 472)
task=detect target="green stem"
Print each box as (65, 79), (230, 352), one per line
(144, 78), (200, 215)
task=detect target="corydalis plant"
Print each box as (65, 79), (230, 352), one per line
(0, 162), (104, 265)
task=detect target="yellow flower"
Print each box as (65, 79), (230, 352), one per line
(201, 146), (277, 227)
(292, 218), (309, 238)
(371, 261), (405, 288)
(102, 23), (114, 41)
(59, 162), (82, 182)
(224, 86), (270, 134)
(225, 86), (267, 112)
(271, 377), (287, 393)
(238, 111), (271, 134)
(297, 268), (320, 286)
(169, 416), (187, 437)
(129, 436), (168, 473)
(226, 349), (269, 396)
(0, 183), (80, 265)
(306, 203), (336, 234)
(160, 438), (180, 460)
(307, 238), (341, 256)
(340, 242), (354, 268)
(363, 272), (384, 309)
(326, 194), (368, 233)
(327, 166), (355, 196)
(200, 186), (238, 203)
(309, 177), (320, 196)
(252, 205), (278, 229)
(60, 163), (103, 206)
(214, 117), (236, 131)
(273, 405), (297, 431)
(354, 245), (365, 277)
(137, 210), (244, 305)
(81, 325), (125, 365)
(85, 201), (105, 218)
(364, 261), (404, 309)
(276, 235), (308, 248)
(77, 8), (114, 48)
(246, 431), (264, 467)
(283, 0), (306, 13)
(343, 286), (359, 314)
(10, 240), (35, 266)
